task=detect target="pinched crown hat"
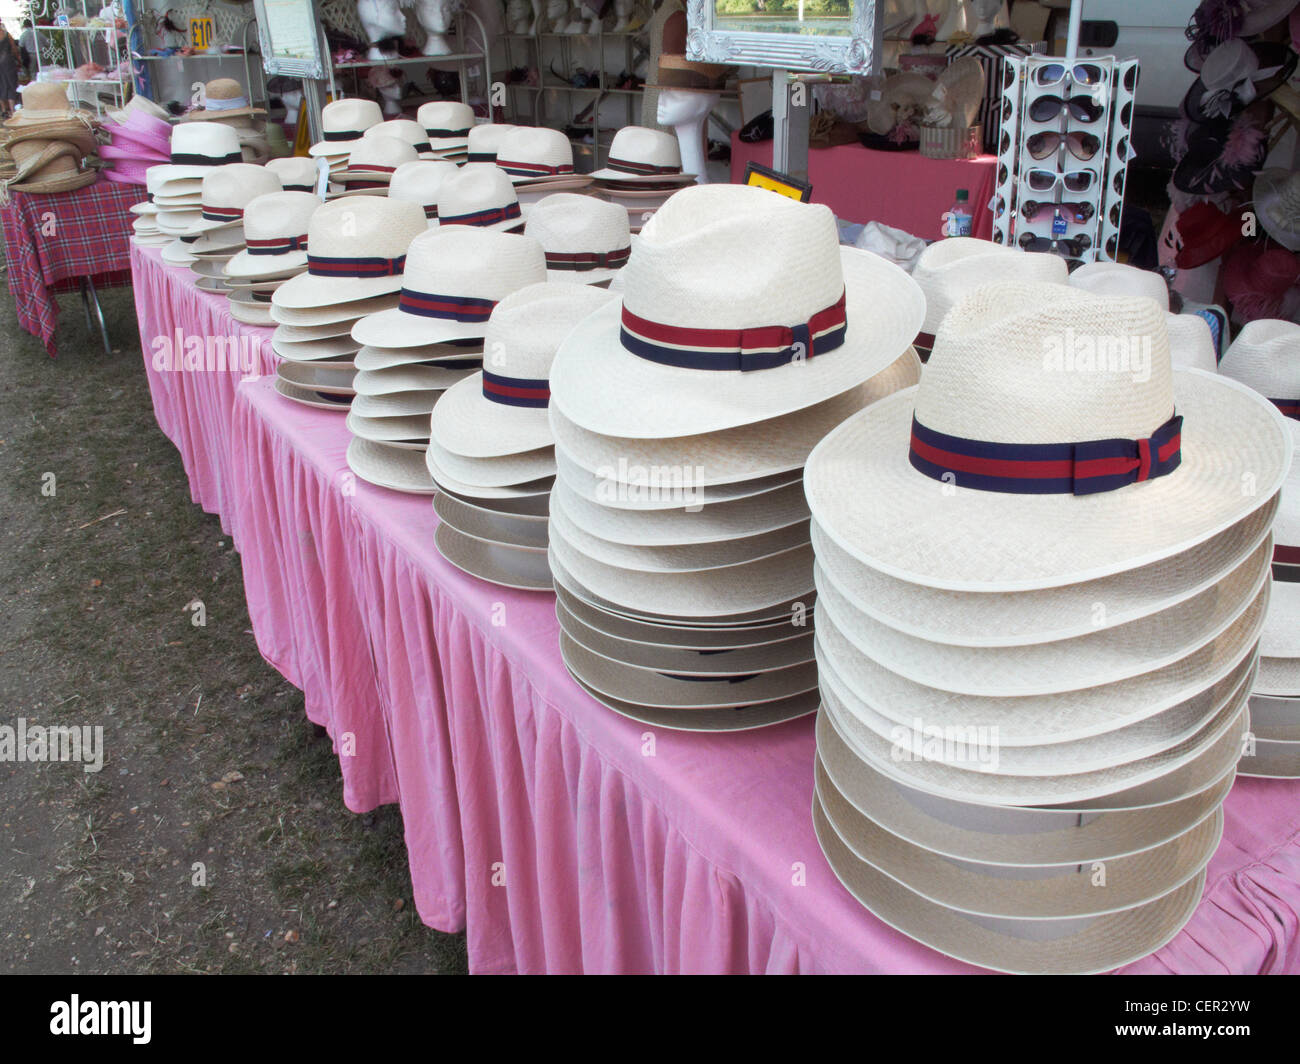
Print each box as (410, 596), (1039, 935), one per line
(466, 122), (517, 163)
(189, 162), (282, 233)
(1219, 319), (1300, 421)
(147, 122), (243, 183)
(803, 282), (1291, 592)
(549, 183), (925, 439)
(496, 126), (575, 183)
(434, 164), (524, 232)
(309, 98), (384, 158)
(389, 159), (459, 221)
(265, 155), (320, 192)
(364, 118), (435, 158)
(181, 77), (267, 121)
(588, 126), (692, 183)
(524, 192), (631, 283)
(334, 135), (418, 191)
(224, 191), (320, 277)
(417, 100), (474, 154)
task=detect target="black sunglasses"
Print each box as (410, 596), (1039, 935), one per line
(1021, 200), (1095, 224)
(1019, 233), (1093, 257)
(1028, 95), (1105, 123)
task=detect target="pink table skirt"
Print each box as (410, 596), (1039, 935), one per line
(223, 373), (1300, 974)
(730, 134), (996, 241)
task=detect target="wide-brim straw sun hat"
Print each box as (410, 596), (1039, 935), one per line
(1218, 318), (1299, 419)
(223, 191), (319, 278)
(588, 125), (694, 184)
(550, 183), (924, 439)
(431, 282), (617, 459)
(434, 491), (548, 549)
(309, 97), (384, 158)
(804, 282), (1290, 593)
(524, 192), (632, 284)
(182, 78), (266, 121)
(274, 377), (354, 411)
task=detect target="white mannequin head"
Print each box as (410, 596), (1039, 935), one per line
(656, 88), (717, 126)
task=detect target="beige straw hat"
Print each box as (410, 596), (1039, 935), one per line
(186, 163), (282, 234)
(147, 122), (243, 184)
(309, 98), (383, 158)
(434, 522), (553, 591)
(1218, 319), (1299, 418)
(274, 377), (354, 410)
(364, 118), (435, 158)
(346, 437), (437, 494)
(588, 126), (694, 184)
(276, 361), (357, 395)
(417, 100), (474, 156)
(182, 78), (266, 121)
(223, 191), (319, 278)
(524, 194), (633, 284)
(495, 125), (577, 185)
(433, 164), (525, 233)
(332, 135), (418, 192)
(265, 156), (320, 192)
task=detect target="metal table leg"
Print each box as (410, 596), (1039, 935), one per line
(79, 276), (112, 355)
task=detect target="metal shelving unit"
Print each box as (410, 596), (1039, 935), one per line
(29, 2), (133, 115)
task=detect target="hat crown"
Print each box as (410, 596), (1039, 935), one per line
(467, 123), (516, 152)
(1069, 261), (1169, 311)
(365, 119), (429, 148)
(418, 100), (474, 130)
(202, 78), (245, 101)
(348, 136), (418, 169)
(201, 163), (281, 207)
(243, 191), (319, 240)
(525, 193), (629, 252)
(912, 237), (1070, 333)
(307, 196), (426, 260)
(1275, 419), (1300, 549)
(170, 121), (241, 158)
(266, 156), (319, 186)
(497, 126), (573, 167)
(390, 160), (458, 204)
(322, 98), (383, 135)
(622, 184), (843, 334)
(484, 282), (616, 378)
(1219, 318), (1300, 399)
(607, 126), (680, 167)
(917, 282), (1175, 446)
(402, 226), (546, 301)
(437, 164), (519, 217)
(19, 82), (70, 112)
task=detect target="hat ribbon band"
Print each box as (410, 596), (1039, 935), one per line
(1275, 544), (1300, 583)
(323, 129), (365, 141)
(482, 369), (550, 408)
(1270, 397), (1299, 419)
(607, 156), (681, 176)
(424, 126), (471, 138)
(202, 94), (250, 111)
(423, 204), (438, 219)
(170, 151), (242, 165)
(498, 159), (574, 177)
(201, 206), (244, 222)
(908, 412), (1183, 496)
(307, 253), (405, 278)
(398, 289), (496, 322)
(440, 202), (522, 227)
(282, 183), (315, 193)
(247, 234), (308, 255)
(466, 152), (495, 162)
(619, 290), (847, 372)
(546, 246), (631, 272)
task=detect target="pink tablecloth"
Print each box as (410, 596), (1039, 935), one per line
(223, 372), (1300, 974)
(730, 134), (996, 241)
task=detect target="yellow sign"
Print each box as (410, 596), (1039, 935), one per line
(743, 162), (812, 203)
(292, 93), (334, 156)
(189, 17), (214, 52)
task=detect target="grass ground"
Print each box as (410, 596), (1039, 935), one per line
(0, 268), (468, 974)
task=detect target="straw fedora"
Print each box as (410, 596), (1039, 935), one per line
(804, 283), (1290, 592)
(910, 237), (1069, 337)
(588, 126), (693, 184)
(265, 156), (321, 192)
(3, 136), (97, 194)
(550, 183), (924, 439)
(354, 359), (477, 395)
(351, 225), (547, 348)
(1218, 319), (1299, 418)
(309, 98), (384, 158)
(466, 122), (517, 163)
(435, 491), (547, 546)
(417, 100), (474, 156)
(353, 339), (483, 370)
(147, 122), (243, 184)
(333, 135), (418, 192)
(523, 193), (631, 284)
(271, 292), (400, 328)
(347, 411), (432, 447)
(277, 361), (357, 396)
(274, 377), (354, 410)
(1253, 168), (1300, 252)
(347, 437), (437, 493)
(435, 522), (554, 591)
(182, 78), (266, 122)
(389, 159), (459, 221)
(495, 126), (576, 184)
(185, 163), (281, 234)
(272, 196), (426, 310)
(222, 191), (318, 277)
(364, 118), (435, 159)
(433, 164), (524, 232)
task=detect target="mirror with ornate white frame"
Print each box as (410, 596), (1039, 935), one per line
(684, 0), (882, 75)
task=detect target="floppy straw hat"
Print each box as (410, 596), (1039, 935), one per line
(1218, 318), (1299, 419)
(589, 126), (694, 184)
(550, 183), (925, 439)
(266, 156), (321, 192)
(147, 122), (243, 184)
(182, 78), (266, 121)
(309, 98), (384, 158)
(466, 122), (517, 163)
(365, 118), (435, 158)
(186, 163), (282, 234)
(351, 225), (547, 348)
(804, 283), (1291, 592)
(417, 100), (474, 156)
(496, 126), (576, 184)
(333, 135), (418, 191)
(523, 193), (632, 284)
(272, 196), (426, 310)
(223, 191), (319, 278)
(434, 164), (525, 232)
(389, 159), (459, 221)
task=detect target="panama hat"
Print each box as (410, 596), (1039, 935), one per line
(364, 118), (435, 158)
(524, 193), (632, 284)
(495, 126), (577, 185)
(1219, 319), (1299, 419)
(354, 360), (477, 395)
(331, 135), (418, 192)
(272, 196), (425, 310)
(223, 191), (318, 278)
(191, 225), (250, 255)
(271, 292), (401, 328)
(433, 164), (525, 232)
(265, 156), (321, 193)
(466, 122), (517, 163)
(435, 522), (553, 591)
(1249, 692), (1300, 738)
(588, 126), (694, 184)
(228, 293), (276, 326)
(347, 411), (432, 447)
(347, 437), (437, 494)
(417, 101), (474, 156)
(183, 163), (282, 235)
(431, 283), (616, 461)
(182, 78), (266, 122)
(272, 333), (360, 363)
(277, 361), (357, 396)
(1254, 168), (1300, 252)
(352, 225), (546, 348)
(389, 159), (459, 221)
(1239, 733), (1300, 778)
(273, 377), (354, 410)
(551, 184), (924, 439)
(434, 491), (548, 548)
(160, 237), (200, 267)
(353, 339), (483, 370)
(425, 439), (555, 488)
(805, 283), (1290, 593)
(146, 122), (243, 184)
(309, 98), (383, 158)
(911, 237), (1069, 338)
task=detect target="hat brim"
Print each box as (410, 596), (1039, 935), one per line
(353, 341), (484, 369)
(432, 372), (551, 457)
(351, 306), (486, 349)
(270, 293), (398, 328)
(429, 215), (527, 235)
(272, 334), (361, 363)
(347, 436), (437, 494)
(223, 249), (308, 278)
(308, 140), (362, 158)
(276, 361), (357, 395)
(227, 297), (277, 327)
(424, 445), (553, 500)
(346, 411), (433, 446)
(355, 362), (476, 396)
(160, 240), (199, 266)
(434, 490), (549, 548)
(351, 389), (442, 419)
(551, 246), (924, 438)
(1237, 734), (1300, 778)
(274, 376), (353, 410)
(182, 106), (268, 122)
(1256, 652), (1300, 696)
(424, 437), (555, 488)
(273, 271), (404, 310)
(434, 522), (554, 591)
(588, 168), (695, 185)
(1248, 692), (1300, 739)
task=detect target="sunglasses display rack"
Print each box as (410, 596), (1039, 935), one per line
(991, 55), (1138, 268)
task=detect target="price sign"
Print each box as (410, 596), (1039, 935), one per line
(190, 16), (215, 52)
(743, 162), (812, 203)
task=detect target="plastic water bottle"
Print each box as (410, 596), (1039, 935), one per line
(943, 189), (972, 238)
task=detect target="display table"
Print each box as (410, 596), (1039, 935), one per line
(133, 237), (1300, 975)
(730, 134), (997, 241)
(3, 178), (144, 355)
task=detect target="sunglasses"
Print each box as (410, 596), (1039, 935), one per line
(1028, 95), (1105, 123)
(1025, 167), (1097, 193)
(1020, 199), (1095, 224)
(1026, 130), (1101, 160)
(1033, 63), (1105, 87)
(1019, 233), (1093, 257)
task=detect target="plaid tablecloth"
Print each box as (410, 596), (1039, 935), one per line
(1, 178), (145, 355)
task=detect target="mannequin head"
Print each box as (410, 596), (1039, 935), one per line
(656, 88), (717, 126)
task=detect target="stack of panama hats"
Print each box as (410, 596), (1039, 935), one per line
(524, 193), (631, 286)
(309, 97), (384, 174)
(430, 282), (617, 587)
(176, 164), (283, 294)
(587, 126), (696, 229)
(465, 122), (518, 163)
(180, 78), (271, 162)
(1068, 261), (1220, 371)
(388, 159), (459, 223)
(434, 164), (525, 232)
(147, 123), (243, 266)
(346, 225), (547, 494)
(909, 237), (1069, 353)
(266, 156), (321, 193)
(363, 118), (438, 159)
(331, 134), (418, 194)
(218, 191), (318, 329)
(803, 281), (1290, 972)
(1, 83), (99, 197)
(100, 95), (171, 187)
(1219, 320), (1300, 779)
(495, 126), (592, 204)
(417, 101), (474, 161)
(271, 196), (426, 410)
(546, 184), (925, 731)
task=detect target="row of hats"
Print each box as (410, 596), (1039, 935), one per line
(1, 82), (99, 195)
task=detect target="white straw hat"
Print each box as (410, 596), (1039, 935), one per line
(911, 237), (1069, 337)
(550, 184), (925, 439)
(146, 122), (243, 184)
(417, 101), (474, 155)
(589, 126), (694, 184)
(804, 283), (1291, 592)
(434, 522), (553, 591)
(495, 125), (576, 184)
(265, 156), (320, 192)
(1164, 313), (1219, 372)
(223, 191), (319, 278)
(272, 196), (426, 310)
(434, 164), (525, 233)
(347, 437), (437, 493)
(274, 377), (354, 410)
(1218, 318), (1299, 419)
(309, 98), (383, 158)
(353, 340), (484, 370)
(354, 362), (476, 395)
(431, 282), (617, 458)
(271, 292), (401, 328)
(334, 135), (418, 191)
(389, 159), (459, 221)
(466, 122), (517, 163)
(364, 118), (435, 158)
(524, 193), (632, 284)
(351, 225), (547, 348)
(186, 163), (282, 234)
(1069, 260), (1169, 310)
